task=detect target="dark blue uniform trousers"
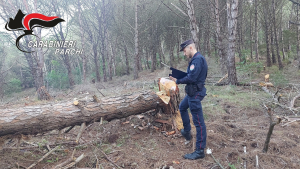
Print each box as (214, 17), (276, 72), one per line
(179, 91), (207, 150)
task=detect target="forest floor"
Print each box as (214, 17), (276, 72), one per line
(1, 57), (300, 169)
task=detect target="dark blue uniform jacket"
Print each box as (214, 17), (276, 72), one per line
(176, 52), (207, 96)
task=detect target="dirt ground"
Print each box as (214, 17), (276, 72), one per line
(1, 58), (300, 169)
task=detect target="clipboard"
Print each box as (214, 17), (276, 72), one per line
(169, 67), (187, 79)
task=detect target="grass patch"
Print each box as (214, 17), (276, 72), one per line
(205, 85), (263, 110)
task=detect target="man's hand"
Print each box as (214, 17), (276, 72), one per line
(169, 76), (177, 82)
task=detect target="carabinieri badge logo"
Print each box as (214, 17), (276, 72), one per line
(5, 9), (64, 53)
(190, 64), (195, 71)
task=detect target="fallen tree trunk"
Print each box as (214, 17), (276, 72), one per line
(0, 90), (164, 137)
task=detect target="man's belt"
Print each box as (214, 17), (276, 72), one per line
(185, 83), (204, 96)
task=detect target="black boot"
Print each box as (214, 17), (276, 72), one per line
(181, 129), (192, 141)
(183, 149), (205, 160)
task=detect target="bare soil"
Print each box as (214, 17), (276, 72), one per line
(1, 59), (300, 169)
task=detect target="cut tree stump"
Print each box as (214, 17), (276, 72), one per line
(0, 90), (164, 137)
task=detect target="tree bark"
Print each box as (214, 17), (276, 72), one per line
(101, 0), (107, 82)
(214, 0), (227, 75)
(254, 0), (259, 62)
(0, 91), (164, 137)
(272, 0), (283, 70)
(227, 0), (239, 85)
(270, 29), (277, 64)
(78, 0), (87, 84)
(123, 38), (130, 75)
(263, 5), (272, 67)
(169, 45), (175, 68)
(186, 0), (200, 50)
(297, 5), (300, 69)
(237, 0), (244, 63)
(134, 0), (139, 79)
(93, 44), (101, 82)
(23, 2), (51, 99)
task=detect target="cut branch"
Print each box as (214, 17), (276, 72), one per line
(262, 107), (281, 153)
(27, 146), (59, 169)
(290, 93), (300, 108)
(76, 122), (86, 143)
(61, 153), (85, 169)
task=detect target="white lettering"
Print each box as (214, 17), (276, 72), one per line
(60, 49), (65, 55)
(68, 41), (73, 48)
(38, 41), (43, 48)
(55, 49), (60, 54)
(75, 49), (82, 54)
(33, 41), (38, 48)
(49, 41), (53, 48)
(70, 49), (75, 55)
(28, 41), (33, 48)
(65, 49), (70, 55)
(63, 41), (68, 48)
(43, 41), (48, 48)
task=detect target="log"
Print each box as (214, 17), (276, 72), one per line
(0, 90), (164, 137)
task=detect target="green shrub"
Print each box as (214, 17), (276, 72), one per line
(270, 70), (289, 87)
(46, 70), (69, 89)
(5, 78), (22, 94)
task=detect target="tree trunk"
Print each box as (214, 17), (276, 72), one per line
(101, 0), (107, 82)
(65, 55), (75, 87)
(33, 28), (51, 100)
(254, 0), (259, 62)
(227, 0), (239, 85)
(186, 0), (200, 50)
(158, 42), (163, 69)
(271, 30), (277, 64)
(93, 44), (101, 82)
(151, 24), (158, 72)
(0, 91), (164, 137)
(263, 6), (272, 67)
(272, 0), (283, 70)
(214, 0), (227, 75)
(169, 45), (175, 68)
(123, 39), (130, 75)
(78, 0), (87, 84)
(297, 5), (300, 69)
(151, 49), (157, 72)
(22, 0), (51, 99)
(134, 0), (139, 79)
(237, 0), (244, 63)
(250, 4), (253, 60)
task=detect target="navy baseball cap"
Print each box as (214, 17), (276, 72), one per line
(180, 39), (194, 51)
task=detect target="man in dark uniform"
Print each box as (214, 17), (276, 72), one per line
(169, 39), (208, 160)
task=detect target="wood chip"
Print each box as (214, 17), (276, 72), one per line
(136, 115), (144, 119)
(155, 119), (172, 125)
(173, 160), (180, 164)
(153, 126), (160, 130)
(166, 131), (176, 135)
(122, 121), (130, 124)
(73, 100), (79, 106)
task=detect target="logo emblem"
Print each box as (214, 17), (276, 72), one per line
(5, 9), (64, 53)
(190, 64), (195, 71)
